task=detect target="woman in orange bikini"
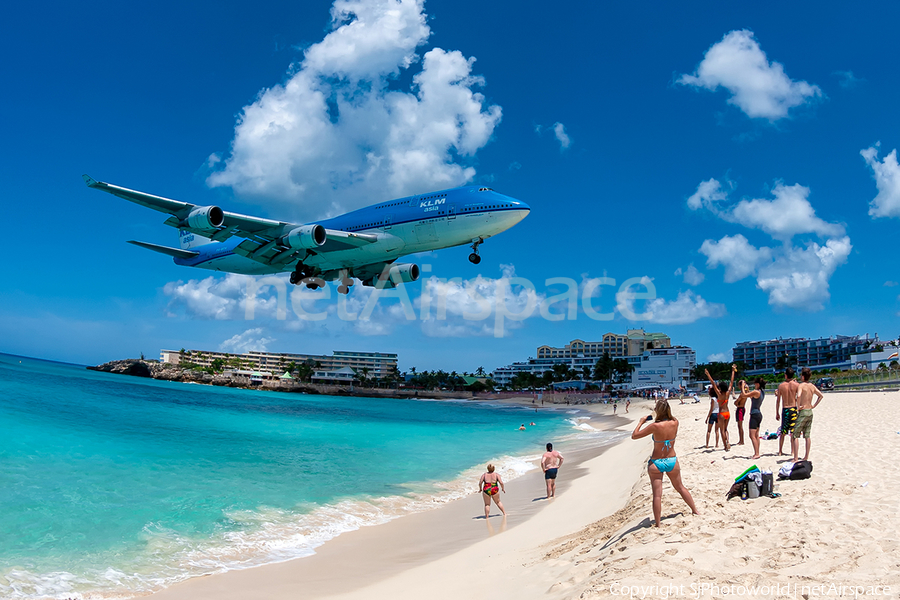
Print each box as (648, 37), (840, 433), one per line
(478, 464), (506, 518)
(632, 399), (700, 527)
(704, 364), (736, 451)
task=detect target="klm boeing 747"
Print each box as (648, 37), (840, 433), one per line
(84, 175), (530, 294)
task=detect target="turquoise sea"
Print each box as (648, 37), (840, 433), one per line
(0, 354), (610, 599)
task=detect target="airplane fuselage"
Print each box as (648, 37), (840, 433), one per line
(174, 186), (530, 278)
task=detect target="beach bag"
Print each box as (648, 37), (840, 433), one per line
(760, 472), (774, 496)
(788, 460), (813, 480)
(726, 481), (746, 501)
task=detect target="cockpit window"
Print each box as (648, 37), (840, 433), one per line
(478, 187), (493, 192)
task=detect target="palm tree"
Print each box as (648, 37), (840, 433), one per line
(475, 366), (486, 377)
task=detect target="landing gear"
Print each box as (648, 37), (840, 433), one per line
(468, 237), (483, 264)
(305, 278), (325, 290)
(337, 277), (354, 295)
(290, 262), (319, 285)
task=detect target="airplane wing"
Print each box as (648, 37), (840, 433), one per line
(83, 175), (379, 266)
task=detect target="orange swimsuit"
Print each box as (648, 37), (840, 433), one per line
(718, 398), (730, 420)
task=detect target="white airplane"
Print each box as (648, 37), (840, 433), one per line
(84, 175), (530, 294)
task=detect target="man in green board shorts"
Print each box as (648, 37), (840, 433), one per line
(792, 368), (824, 462)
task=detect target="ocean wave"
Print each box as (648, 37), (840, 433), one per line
(0, 454), (542, 600)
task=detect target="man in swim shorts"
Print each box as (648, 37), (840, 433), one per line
(792, 367), (824, 462)
(775, 367), (800, 456)
(541, 442), (564, 499)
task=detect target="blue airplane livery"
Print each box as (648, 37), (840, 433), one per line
(83, 175), (530, 294)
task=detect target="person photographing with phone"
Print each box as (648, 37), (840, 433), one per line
(632, 399), (700, 527)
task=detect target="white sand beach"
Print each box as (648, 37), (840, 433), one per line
(150, 391), (900, 600)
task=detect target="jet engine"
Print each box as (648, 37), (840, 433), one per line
(368, 263), (420, 288)
(284, 224), (327, 249)
(389, 263), (420, 283)
(185, 206), (224, 231)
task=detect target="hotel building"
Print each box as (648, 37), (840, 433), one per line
(492, 329), (674, 387)
(160, 348), (398, 379)
(628, 347), (697, 389)
(732, 335), (879, 373)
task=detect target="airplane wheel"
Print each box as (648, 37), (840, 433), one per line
(290, 272), (300, 285)
(306, 283), (320, 290)
(338, 285), (349, 295)
(469, 253), (481, 264)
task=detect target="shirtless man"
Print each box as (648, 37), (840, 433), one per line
(541, 443), (564, 499)
(792, 367), (824, 462)
(775, 368), (800, 456)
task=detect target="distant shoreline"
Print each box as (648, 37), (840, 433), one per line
(87, 358), (484, 401)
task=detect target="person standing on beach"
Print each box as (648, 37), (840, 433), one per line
(704, 365), (736, 451)
(775, 368), (800, 456)
(746, 378), (766, 460)
(478, 464), (506, 518)
(704, 385), (720, 448)
(792, 368), (824, 462)
(733, 380), (750, 446)
(632, 399), (700, 527)
(541, 443), (564, 499)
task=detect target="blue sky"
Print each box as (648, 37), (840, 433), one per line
(2, 0), (899, 372)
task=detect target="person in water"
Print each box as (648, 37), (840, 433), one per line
(478, 464), (506, 518)
(632, 399), (699, 527)
(704, 365), (736, 451)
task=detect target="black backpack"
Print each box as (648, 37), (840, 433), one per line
(782, 460), (813, 480)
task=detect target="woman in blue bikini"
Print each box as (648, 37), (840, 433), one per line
(632, 399), (700, 527)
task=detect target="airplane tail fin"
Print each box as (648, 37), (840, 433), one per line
(178, 229), (212, 250)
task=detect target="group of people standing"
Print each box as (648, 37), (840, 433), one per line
(703, 365), (824, 462)
(480, 366), (825, 527)
(633, 364), (824, 527)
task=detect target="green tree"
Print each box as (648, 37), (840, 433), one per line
(593, 352), (614, 383)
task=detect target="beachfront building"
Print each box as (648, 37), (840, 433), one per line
(628, 347), (697, 389)
(732, 335), (880, 374)
(311, 367), (358, 384)
(849, 345), (900, 370)
(492, 329), (674, 387)
(160, 348), (398, 379)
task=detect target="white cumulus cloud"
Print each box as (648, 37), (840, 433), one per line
(861, 144), (900, 218)
(220, 328), (276, 354)
(755, 237), (852, 311)
(700, 234), (772, 283)
(688, 179), (844, 241)
(163, 274), (284, 320)
(553, 122), (571, 150)
(678, 29), (822, 121)
(674, 264), (705, 286)
(616, 287), (725, 325)
(691, 176), (851, 311)
(707, 352), (730, 363)
(206, 0), (501, 221)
